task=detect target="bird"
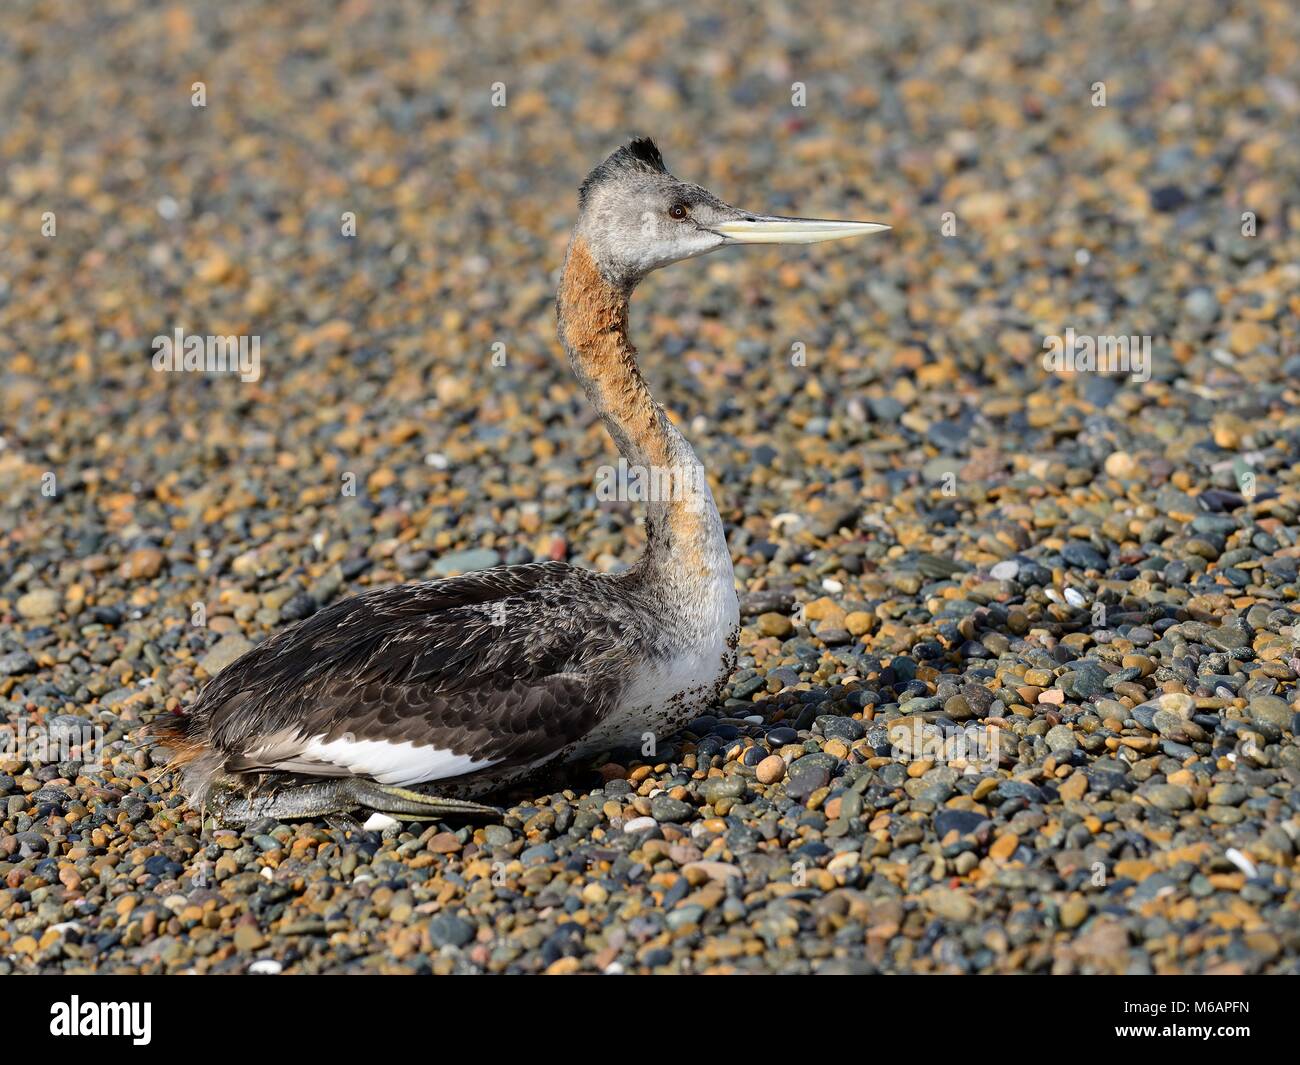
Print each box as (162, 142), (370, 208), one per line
(152, 137), (888, 826)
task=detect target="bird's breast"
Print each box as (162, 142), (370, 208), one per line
(574, 574), (740, 758)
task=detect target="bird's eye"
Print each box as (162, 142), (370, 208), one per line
(668, 204), (688, 220)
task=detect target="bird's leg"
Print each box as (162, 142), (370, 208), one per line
(341, 779), (502, 820)
(205, 777), (500, 826)
(207, 778), (362, 827)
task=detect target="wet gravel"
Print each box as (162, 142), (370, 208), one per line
(2, 0), (1299, 973)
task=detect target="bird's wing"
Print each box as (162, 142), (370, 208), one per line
(186, 563), (640, 785)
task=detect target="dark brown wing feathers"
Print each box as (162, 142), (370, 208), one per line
(168, 562), (663, 775)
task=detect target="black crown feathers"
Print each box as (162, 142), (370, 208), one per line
(578, 136), (669, 210)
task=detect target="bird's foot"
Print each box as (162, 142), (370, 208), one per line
(344, 779), (502, 821)
(324, 812), (364, 834)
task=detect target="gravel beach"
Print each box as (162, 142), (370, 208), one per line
(2, 0), (1299, 974)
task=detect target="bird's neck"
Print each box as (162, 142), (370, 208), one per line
(557, 236), (733, 593)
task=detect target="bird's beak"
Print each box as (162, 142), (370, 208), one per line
(712, 213), (890, 245)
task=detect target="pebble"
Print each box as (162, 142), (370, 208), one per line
(785, 759), (831, 802)
(649, 796), (693, 823)
(0, 652), (37, 677)
(1103, 451), (1137, 479)
(121, 547), (165, 580)
(427, 914), (475, 949)
(1146, 784), (1193, 812)
(1249, 696), (1293, 730)
(200, 635), (256, 675)
(233, 926), (267, 952)
(755, 755), (786, 784)
(935, 809), (987, 837)
(1045, 725), (1078, 752)
(15, 590), (60, 619)
(432, 549), (501, 576)
(923, 887), (978, 922)
(1060, 898), (1089, 930)
(756, 612), (794, 638)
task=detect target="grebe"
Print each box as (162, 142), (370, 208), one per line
(154, 137), (887, 825)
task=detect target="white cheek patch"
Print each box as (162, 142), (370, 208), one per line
(591, 219), (722, 276)
(299, 735), (499, 786)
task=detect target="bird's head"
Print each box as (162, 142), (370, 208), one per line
(574, 136), (888, 287)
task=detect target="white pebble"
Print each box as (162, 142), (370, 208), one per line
(990, 561), (1019, 581)
(1225, 848), (1258, 879)
(249, 959), (283, 975)
(623, 816), (657, 834)
(821, 577), (844, 594)
(363, 812), (400, 832)
(1064, 587), (1087, 607)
